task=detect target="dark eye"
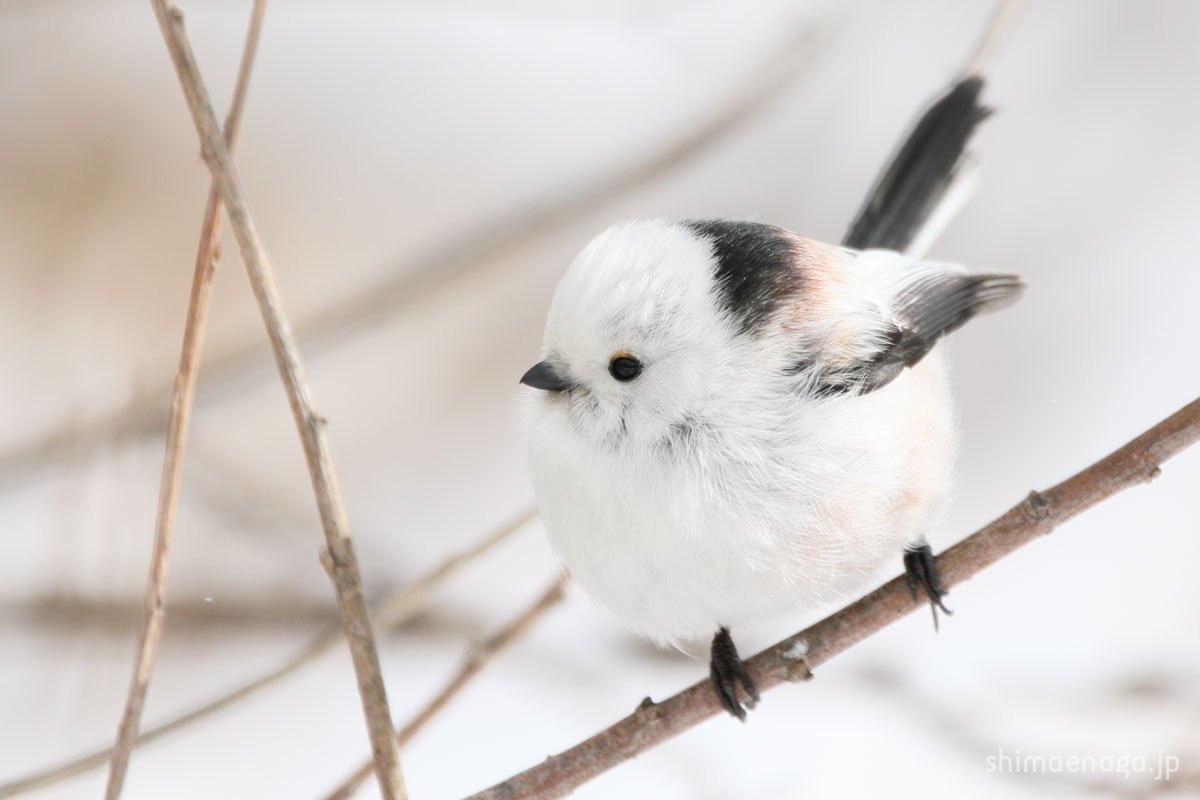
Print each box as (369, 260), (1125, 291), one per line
(608, 354), (643, 382)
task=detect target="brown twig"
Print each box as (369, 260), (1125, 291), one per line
(147, 3), (405, 797)
(103, 2), (267, 797)
(463, 396), (1200, 800)
(0, 18), (821, 487)
(0, 509), (531, 799)
(324, 573), (571, 800)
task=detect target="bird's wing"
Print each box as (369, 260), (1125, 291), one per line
(795, 248), (1023, 397)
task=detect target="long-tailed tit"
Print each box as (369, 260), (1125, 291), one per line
(521, 219), (1022, 719)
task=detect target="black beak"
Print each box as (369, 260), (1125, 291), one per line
(520, 360), (571, 392)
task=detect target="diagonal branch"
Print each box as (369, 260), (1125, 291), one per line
(463, 396), (1200, 800)
(147, 2), (405, 797)
(324, 573), (571, 800)
(103, 2), (268, 797)
(0, 509), (532, 799)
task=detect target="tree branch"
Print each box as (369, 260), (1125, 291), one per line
(324, 573), (570, 800)
(463, 396), (1200, 800)
(147, 3), (405, 797)
(0, 509), (532, 799)
(104, 2), (267, 797)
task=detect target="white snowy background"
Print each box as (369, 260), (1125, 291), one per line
(1, 1), (1198, 798)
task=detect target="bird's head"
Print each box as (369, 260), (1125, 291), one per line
(521, 219), (755, 450)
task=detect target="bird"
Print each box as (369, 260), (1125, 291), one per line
(520, 218), (1022, 720)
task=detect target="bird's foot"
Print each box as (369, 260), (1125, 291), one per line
(904, 543), (952, 631)
(710, 627), (759, 721)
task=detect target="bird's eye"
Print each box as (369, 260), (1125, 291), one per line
(608, 354), (643, 382)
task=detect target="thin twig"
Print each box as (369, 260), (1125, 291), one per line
(103, 3), (267, 797)
(463, 396), (1200, 800)
(148, 3), (405, 797)
(324, 573), (571, 800)
(0, 509), (531, 799)
(0, 19), (822, 487)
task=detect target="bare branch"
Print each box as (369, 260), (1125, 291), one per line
(324, 573), (570, 800)
(103, 3), (268, 797)
(146, 3), (405, 797)
(0, 19), (820, 487)
(0, 510), (531, 799)
(461, 396), (1200, 800)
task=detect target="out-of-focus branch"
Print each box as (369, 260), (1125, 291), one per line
(147, 3), (405, 797)
(463, 396), (1200, 800)
(0, 509), (531, 799)
(10, 595), (337, 631)
(0, 18), (822, 488)
(103, 3), (267, 797)
(324, 573), (570, 800)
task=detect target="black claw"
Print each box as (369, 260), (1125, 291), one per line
(710, 627), (758, 720)
(903, 543), (953, 631)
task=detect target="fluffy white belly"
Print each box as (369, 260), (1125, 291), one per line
(527, 354), (955, 645)
(545, 505), (902, 646)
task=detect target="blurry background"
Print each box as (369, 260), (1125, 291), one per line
(1, 1), (1198, 798)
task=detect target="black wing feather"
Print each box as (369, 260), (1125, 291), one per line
(811, 271), (1023, 397)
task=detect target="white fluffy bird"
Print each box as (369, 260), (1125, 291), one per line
(521, 218), (1021, 719)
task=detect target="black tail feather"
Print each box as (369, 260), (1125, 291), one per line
(842, 77), (991, 252)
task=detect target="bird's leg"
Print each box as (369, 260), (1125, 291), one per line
(904, 542), (952, 631)
(709, 627), (760, 721)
